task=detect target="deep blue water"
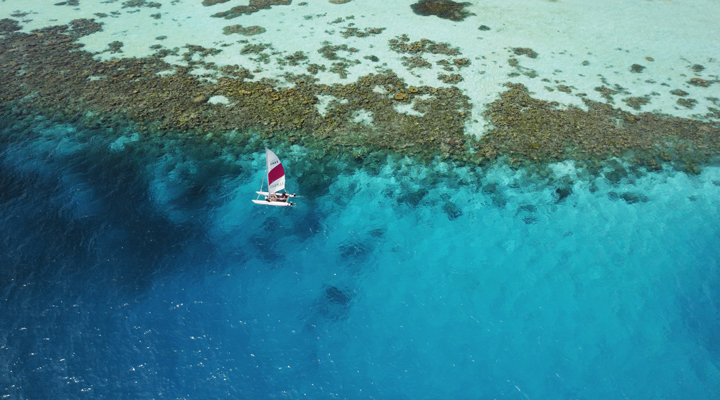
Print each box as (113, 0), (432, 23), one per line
(1, 117), (720, 399)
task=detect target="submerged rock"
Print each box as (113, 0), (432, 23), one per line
(397, 188), (429, 207)
(555, 185), (573, 202)
(604, 160), (628, 183)
(516, 204), (538, 224)
(325, 286), (352, 306)
(608, 191), (649, 204)
(315, 285), (354, 321)
(442, 201), (463, 220)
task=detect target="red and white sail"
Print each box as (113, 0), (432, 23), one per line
(265, 148), (285, 194)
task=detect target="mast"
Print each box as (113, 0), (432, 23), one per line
(258, 171), (266, 193)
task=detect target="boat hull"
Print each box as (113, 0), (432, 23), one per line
(256, 191), (297, 197)
(252, 199), (293, 207)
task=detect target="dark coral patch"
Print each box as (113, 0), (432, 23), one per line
(0, 18), (22, 33)
(212, 0), (291, 19)
(410, 0), (474, 22)
(689, 77), (711, 87)
(202, 0), (230, 6)
(477, 83), (720, 169)
(222, 25), (266, 36)
(630, 64), (645, 73)
(513, 47), (538, 59)
(122, 0), (161, 8)
(2, 19), (719, 176)
(68, 19), (103, 38)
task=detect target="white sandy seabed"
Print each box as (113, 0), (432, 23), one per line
(1, 0), (719, 136)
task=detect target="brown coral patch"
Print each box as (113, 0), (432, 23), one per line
(389, 35), (460, 56)
(222, 25), (266, 36)
(476, 83), (720, 168)
(202, 0), (231, 6)
(0, 18), (22, 33)
(689, 78), (711, 87)
(512, 48), (538, 59)
(1, 21), (718, 173)
(393, 92), (409, 101)
(212, 0), (291, 19)
(0, 24), (471, 160)
(122, 0), (161, 8)
(410, 0), (475, 22)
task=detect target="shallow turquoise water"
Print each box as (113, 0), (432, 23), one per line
(1, 118), (719, 399)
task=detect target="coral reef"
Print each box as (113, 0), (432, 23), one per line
(410, 0), (475, 21)
(0, 19), (718, 177)
(306, 64), (326, 74)
(0, 18), (22, 33)
(477, 83), (719, 170)
(512, 47), (538, 59)
(689, 78), (711, 87)
(677, 98), (697, 109)
(340, 26), (385, 39)
(623, 96), (650, 110)
(0, 23), (471, 161)
(278, 51), (308, 67)
(212, 0), (291, 19)
(107, 40), (124, 53)
(202, 0), (231, 6)
(222, 25), (266, 36)
(122, 0), (161, 8)
(438, 73), (463, 84)
(318, 43), (359, 60)
(402, 56), (432, 70)
(68, 18), (103, 37)
(630, 64), (645, 73)
(389, 35), (460, 56)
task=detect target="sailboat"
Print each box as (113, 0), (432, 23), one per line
(252, 148), (297, 207)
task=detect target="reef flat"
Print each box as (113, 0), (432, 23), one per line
(1, 0), (719, 175)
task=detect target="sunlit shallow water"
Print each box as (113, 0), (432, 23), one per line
(1, 118), (719, 399)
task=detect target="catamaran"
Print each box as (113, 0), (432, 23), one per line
(252, 148), (297, 207)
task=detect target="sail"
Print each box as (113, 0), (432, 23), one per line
(265, 148), (285, 194)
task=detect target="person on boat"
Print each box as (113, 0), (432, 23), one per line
(267, 193), (290, 202)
